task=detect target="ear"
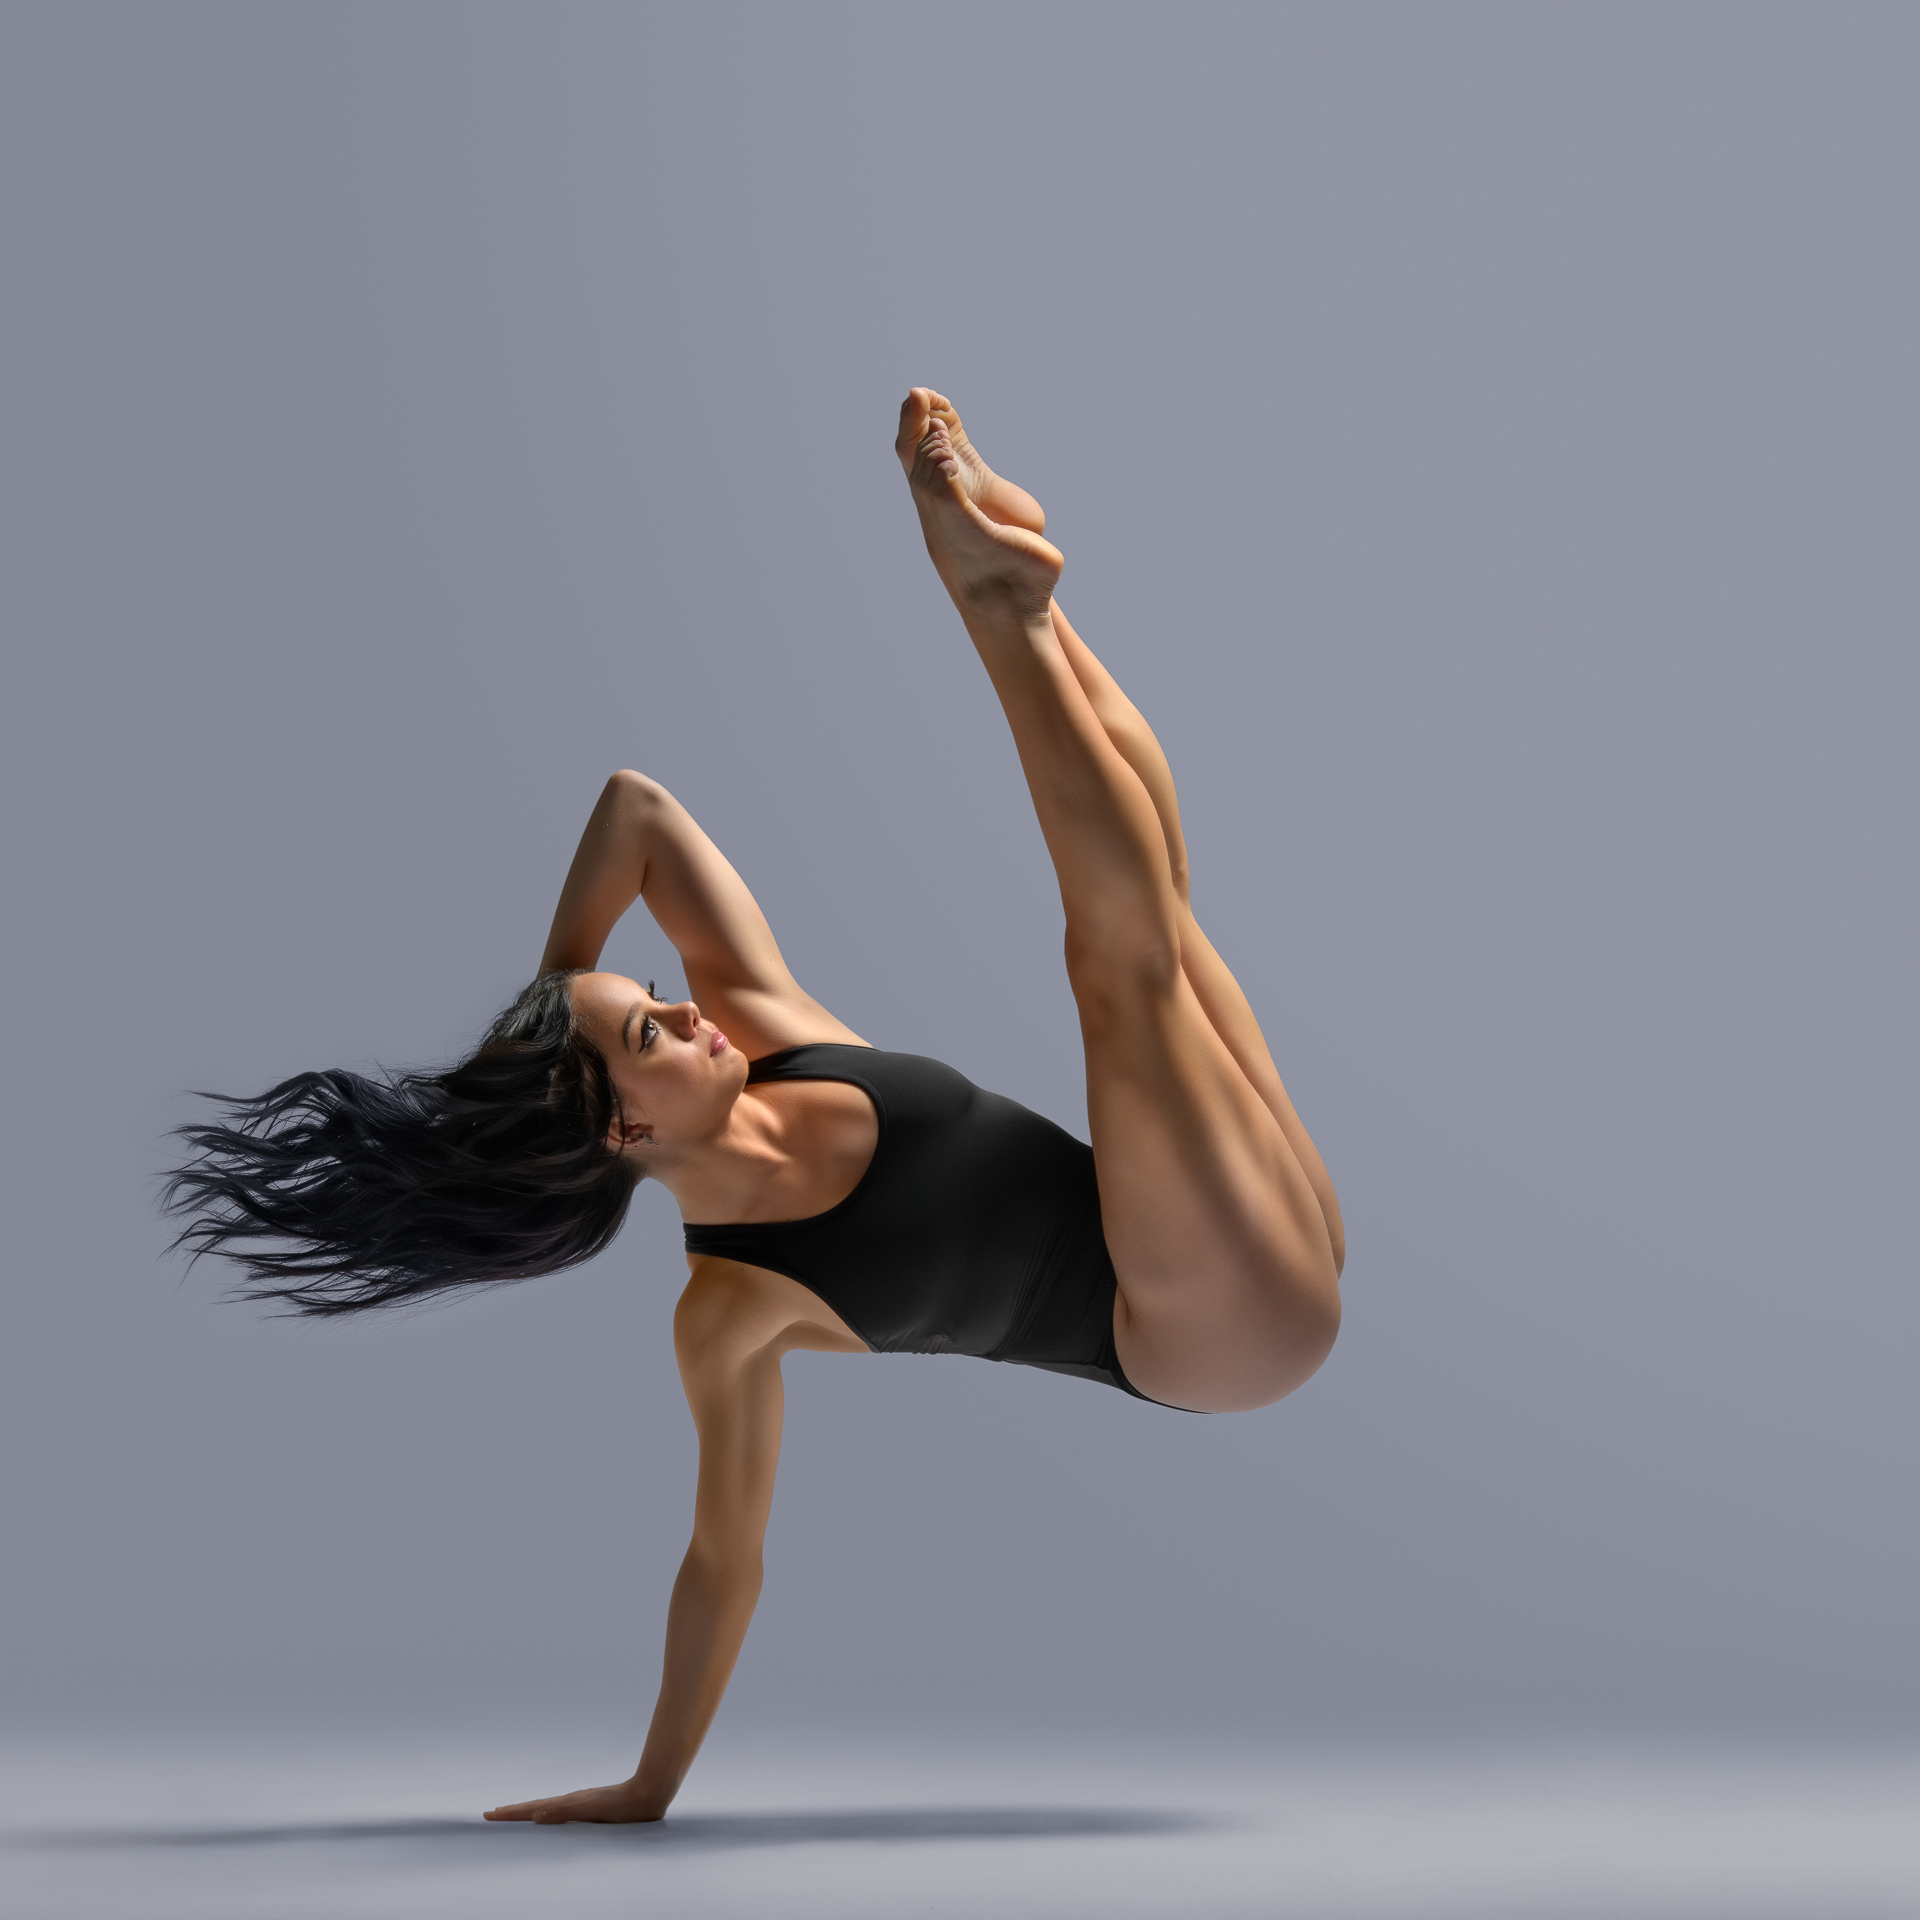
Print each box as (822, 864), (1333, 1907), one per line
(607, 1114), (653, 1155)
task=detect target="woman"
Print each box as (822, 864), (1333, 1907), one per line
(166, 391), (1346, 1823)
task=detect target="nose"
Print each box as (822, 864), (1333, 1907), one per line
(667, 999), (702, 1040)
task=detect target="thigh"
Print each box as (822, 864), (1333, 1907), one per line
(1078, 962), (1341, 1412)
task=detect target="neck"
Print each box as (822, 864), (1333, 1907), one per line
(645, 1087), (795, 1222)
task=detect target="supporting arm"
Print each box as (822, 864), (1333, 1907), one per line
(483, 1263), (797, 1824)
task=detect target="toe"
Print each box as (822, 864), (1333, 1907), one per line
(929, 396), (970, 450)
(896, 388), (937, 464)
(910, 426), (966, 497)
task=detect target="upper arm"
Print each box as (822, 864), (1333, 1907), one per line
(672, 1259), (868, 1566)
(551, 772), (865, 1056)
(671, 1264), (804, 1569)
(634, 780), (861, 1045)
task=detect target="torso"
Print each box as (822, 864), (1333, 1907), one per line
(682, 1047), (1130, 1388)
(681, 1065), (879, 1354)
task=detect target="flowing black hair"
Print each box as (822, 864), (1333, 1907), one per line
(161, 970), (641, 1316)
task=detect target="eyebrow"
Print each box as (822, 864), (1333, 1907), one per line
(622, 1001), (644, 1050)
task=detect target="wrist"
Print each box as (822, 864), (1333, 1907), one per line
(626, 1767), (679, 1817)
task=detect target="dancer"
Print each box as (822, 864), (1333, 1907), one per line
(165, 392), (1345, 1823)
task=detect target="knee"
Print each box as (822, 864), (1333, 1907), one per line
(1062, 919), (1181, 1016)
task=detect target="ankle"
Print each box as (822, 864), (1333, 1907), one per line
(956, 594), (1060, 642)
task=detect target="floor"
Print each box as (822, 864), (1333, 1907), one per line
(5, 1731), (1917, 1918)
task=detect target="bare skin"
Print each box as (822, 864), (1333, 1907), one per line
(911, 386), (1050, 534)
(893, 390), (1341, 1407)
(483, 393), (1342, 1825)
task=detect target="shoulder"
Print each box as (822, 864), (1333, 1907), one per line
(674, 1256), (868, 1373)
(673, 1258), (792, 1358)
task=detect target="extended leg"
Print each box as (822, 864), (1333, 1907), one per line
(896, 394), (1341, 1412)
(1049, 602), (1345, 1273)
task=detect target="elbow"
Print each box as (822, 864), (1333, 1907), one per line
(685, 1535), (765, 1594)
(607, 768), (668, 808)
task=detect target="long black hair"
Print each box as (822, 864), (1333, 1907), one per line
(161, 970), (640, 1316)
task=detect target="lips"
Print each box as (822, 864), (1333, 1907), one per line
(710, 1031), (729, 1056)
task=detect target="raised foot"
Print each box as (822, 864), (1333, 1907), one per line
(896, 388), (1047, 532)
(901, 398), (1063, 619)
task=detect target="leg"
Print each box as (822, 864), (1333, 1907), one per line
(1049, 602), (1345, 1274)
(901, 385), (1343, 1273)
(897, 394), (1342, 1413)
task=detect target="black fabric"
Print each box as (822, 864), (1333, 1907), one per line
(681, 1044), (1167, 1403)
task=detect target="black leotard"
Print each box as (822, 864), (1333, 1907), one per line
(681, 1044), (1168, 1404)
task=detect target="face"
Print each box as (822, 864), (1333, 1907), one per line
(567, 972), (747, 1160)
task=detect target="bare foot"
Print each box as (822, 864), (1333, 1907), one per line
(895, 388), (1047, 532)
(901, 398), (1063, 620)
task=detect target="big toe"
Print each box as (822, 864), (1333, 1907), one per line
(897, 388), (939, 467)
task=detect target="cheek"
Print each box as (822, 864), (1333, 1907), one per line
(607, 1062), (650, 1119)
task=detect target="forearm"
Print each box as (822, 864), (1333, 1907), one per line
(628, 1546), (764, 1813)
(538, 770), (665, 975)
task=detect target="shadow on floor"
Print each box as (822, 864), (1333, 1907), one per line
(17, 1804), (1219, 1855)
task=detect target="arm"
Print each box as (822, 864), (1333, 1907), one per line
(484, 1262), (843, 1825)
(540, 770), (864, 1056)
(626, 1267), (790, 1813)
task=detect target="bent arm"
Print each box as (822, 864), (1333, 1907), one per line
(540, 771), (774, 981)
(539, 770), (863, 1055)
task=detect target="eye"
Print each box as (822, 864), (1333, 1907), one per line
(638, 1015), (659, 1051)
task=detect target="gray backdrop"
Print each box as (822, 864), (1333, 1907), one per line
(3, 2), (1914, 1756)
